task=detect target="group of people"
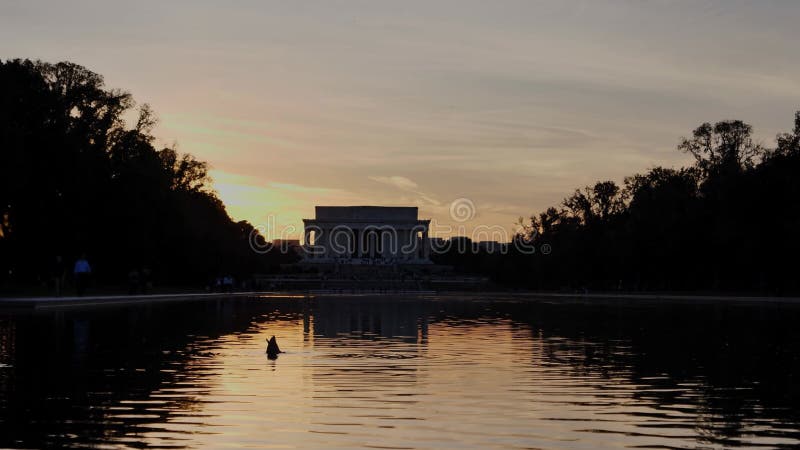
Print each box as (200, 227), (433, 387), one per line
(211, 275), (237, 293)
(49, 254), (156, 297)
(47, 255), (253, 297)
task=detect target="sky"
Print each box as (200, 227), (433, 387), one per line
(2, 1), (799, 239)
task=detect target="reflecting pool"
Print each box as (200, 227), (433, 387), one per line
(1, 295), (799, 448)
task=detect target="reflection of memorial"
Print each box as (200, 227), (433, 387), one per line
(304, 298), (432, 404)
(309, 298), (430, 343)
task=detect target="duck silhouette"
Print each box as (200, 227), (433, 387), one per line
(266, 335), (282, 359)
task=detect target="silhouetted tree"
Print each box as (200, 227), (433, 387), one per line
(454, 112), (800, 294)
(0, 59), (292, 292)
(678, 120), (764, 175)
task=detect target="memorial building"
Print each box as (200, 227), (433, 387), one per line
(302, 206), (431, 265)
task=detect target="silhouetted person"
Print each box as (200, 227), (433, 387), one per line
(266, 335), (282, 359)
(128, 268), (140, 295)
(50, 255), (65, 296)
(141, 266), (152, 294)
(73, 254), (92, 296)
(223, 275), (234, 293)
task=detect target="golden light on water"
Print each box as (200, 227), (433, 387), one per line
(2, 297), (799, 448)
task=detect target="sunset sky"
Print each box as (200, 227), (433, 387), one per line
(2, 1), (799, 238)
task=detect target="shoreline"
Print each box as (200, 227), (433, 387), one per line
(2, 290), (800, 311)
(0, 291), (304, 310)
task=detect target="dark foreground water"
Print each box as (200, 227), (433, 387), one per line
(1, 295), (799, 449)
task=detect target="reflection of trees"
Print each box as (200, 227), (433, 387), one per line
(0, 318), (15, 415)
(2, 297), (798, 448)
(0, 298), (302, 448)
(315, 297), (800, 447)
(504, 300), (800, 447)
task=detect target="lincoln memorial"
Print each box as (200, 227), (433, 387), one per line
(302, 206), (431, 264)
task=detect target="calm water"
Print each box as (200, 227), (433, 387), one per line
(1, 295), (799, 449)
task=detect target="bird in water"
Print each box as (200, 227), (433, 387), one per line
(266, 335), (282, 359)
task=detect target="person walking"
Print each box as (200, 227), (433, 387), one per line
(74, 254), (92, 296)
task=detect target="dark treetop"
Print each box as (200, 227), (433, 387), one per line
(434, 112), (800, 294)
(0, 59), (294, 291)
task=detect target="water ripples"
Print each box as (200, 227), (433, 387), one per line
(1, 298), (799, 448)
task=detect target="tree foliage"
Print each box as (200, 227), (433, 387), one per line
(0, 59), (290, 288)
(452, 113), (800, 294)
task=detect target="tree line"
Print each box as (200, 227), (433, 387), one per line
(0, 59), (293, 293)
(437, 112), (800, 294)
(3, 58), (797, 295)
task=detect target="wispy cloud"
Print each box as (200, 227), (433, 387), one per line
(368, 175), (441, 207)
(368, 175), (418, 190)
